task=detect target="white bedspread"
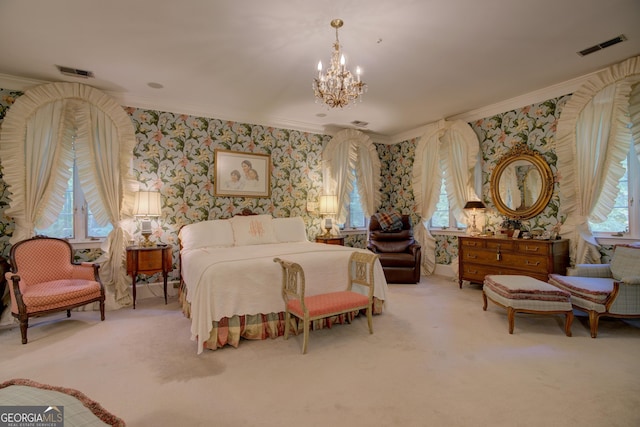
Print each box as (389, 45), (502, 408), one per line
(181, 242), (388, 354)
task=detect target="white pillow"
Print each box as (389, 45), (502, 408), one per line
(230, 214), (278, 246)
(273, 217), (308, 242)
(179, 219), (234, 250)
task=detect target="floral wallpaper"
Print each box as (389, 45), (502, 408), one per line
(0, 89), (335, 281)
(372, 95), (618, 266)
(0, 87), (614, 277)
(471, 97), (570, 233)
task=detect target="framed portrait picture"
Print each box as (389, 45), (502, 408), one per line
(214, 149), (271, 198)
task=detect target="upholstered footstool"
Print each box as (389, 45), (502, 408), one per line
(483, 275), (573, 336)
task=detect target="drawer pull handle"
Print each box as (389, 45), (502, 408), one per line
(525, 246), (539, 252)
(525, 260), (540, 266)
(467, 254), (477, 259)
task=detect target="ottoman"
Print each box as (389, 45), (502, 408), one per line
(483, 275), (573, 336)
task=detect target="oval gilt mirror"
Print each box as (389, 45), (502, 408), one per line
(490, 144), (554, 220)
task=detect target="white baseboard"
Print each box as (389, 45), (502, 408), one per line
(134, 280), (180, 302)
(434, 263), (455, 278)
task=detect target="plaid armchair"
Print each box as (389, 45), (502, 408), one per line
(548, 244), (640, 337)
(7, 236), (105, 344)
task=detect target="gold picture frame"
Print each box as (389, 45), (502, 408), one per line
(214, 149), (271, 198)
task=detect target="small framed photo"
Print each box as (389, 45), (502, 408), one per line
(214, 150), (271, 198)
(511, 229), (520, 239)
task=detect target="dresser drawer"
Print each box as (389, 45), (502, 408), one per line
(462, 250), (548, 271)
(458, 236), (569, 287)
(516, 240), (551, 255)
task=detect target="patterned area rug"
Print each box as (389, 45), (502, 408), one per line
(0, 378), (125, 427)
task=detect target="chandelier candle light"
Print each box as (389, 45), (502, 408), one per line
(313, 19), (367, 108)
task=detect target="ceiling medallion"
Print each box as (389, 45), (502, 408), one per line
(313, 19), (367, 108)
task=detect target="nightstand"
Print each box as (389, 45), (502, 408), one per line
(315, 235), (345, 246)
(126, 245), (173, 309)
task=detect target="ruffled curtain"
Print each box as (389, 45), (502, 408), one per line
(76, 103), (137, 308)
(412, 120), (481, 274)
(411, 123), (445, 275)
(556, 55), (640, 265)
(440, 121), (482, 223)
(0, 99), (76, 242)
(322, 129), (381, 224)
(0, 82), (137, 309)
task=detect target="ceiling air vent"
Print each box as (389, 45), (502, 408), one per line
(56, 65), (95, 78)
(351, 120), (369, 128)
(578, 34), (627, 57)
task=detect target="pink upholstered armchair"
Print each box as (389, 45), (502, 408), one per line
(7, 236), (105, 344)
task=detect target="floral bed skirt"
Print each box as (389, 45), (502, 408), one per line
(179, 285), (384, 351)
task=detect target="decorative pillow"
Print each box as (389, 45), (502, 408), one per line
(610, 245), (640, 281)
(230, 214), (278, 246)
(375, 212), (403, 232)
(179, 219), (234, 250)
(273, 217), (308, 242)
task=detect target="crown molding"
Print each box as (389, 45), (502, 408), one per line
(388, 69), (602, 144)
(0, 69), (602, 145)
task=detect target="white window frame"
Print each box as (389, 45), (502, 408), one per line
(591, 146), (640, 242)
(341, 172), (369, 233)
(36, 161), (110, 249)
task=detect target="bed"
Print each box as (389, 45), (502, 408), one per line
(178, 214), (388, 353)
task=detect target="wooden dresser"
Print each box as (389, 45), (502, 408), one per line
(458, 236), (569, 288)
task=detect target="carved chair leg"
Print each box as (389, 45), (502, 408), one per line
(66, 310), (71, 318)
(100, 300), (105, 321)
(19, 317), (28, 344)
(482, 291), (488, 311)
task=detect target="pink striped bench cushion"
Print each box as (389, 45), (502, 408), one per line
(287, 291), (369, 318)
(484, 275), (571, 302)
(548, 274), (612, 304)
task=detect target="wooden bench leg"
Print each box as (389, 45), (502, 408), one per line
(482, 291), (488, 311)
(564, 311), (573, 337)
(507, 307), (516, 334)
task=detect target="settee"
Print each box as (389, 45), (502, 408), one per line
(548, 244), (640, 338)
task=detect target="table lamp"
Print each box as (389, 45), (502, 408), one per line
(318, 195), (338, 237)
(133, 191), (162, 247)
(463, 200), (486, 236)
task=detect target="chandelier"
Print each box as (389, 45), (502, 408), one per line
(313, 19), (367, 108)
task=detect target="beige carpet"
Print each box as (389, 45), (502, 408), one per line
(1, 275), (639, 427)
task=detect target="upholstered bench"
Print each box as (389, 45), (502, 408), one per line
(482, 275), (573, 336)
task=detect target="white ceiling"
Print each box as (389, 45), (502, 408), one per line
(1, 0), (639, 143)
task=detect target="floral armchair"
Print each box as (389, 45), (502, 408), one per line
(548, 244), (640, 338)
(7, 236), (105, 344)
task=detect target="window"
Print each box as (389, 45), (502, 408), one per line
(589, 145), (640, 237)
(430, 174), (465, 229)
(35, 161), (112, 241)
(341, 170), (366, 230)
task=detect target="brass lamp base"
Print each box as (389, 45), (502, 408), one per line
(140, 233), (155, 247)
